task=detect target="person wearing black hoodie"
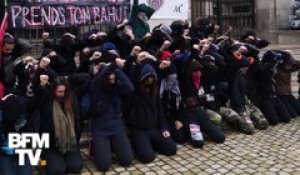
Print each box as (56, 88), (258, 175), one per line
(197, 44), (259, 134)
(189, 17), (216, 40)
(0, 94), (33, 175)
(29, 76), (83, 175)
(13, 56), (39, 99)
(13, 56), (57, 105)
(240, 29), (270, 49)
(106, 21), (137, 59)
(125, 63), (177, 163)
(181, 58), (225, 147)
(159, 62), (186, 144)
(89, 59), (135, 171)
(42, 49), (66, 76)
(44, 33), (84, 76)
(275, 51), (300, 118)
(219, 42), (257, 132)
(256, 50), (291, 125)
(1, 34), (33, 95)
(237, 43), (269, 130)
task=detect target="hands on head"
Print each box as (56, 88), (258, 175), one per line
(137, 51), (157, 64)
(131, 45), (142, 57)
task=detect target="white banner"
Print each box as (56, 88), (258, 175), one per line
(139, 0), (189, 20)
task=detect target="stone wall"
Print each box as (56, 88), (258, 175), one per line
(255, 0), (300, 44)
(277, 0), (293, 30)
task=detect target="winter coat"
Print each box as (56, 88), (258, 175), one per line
(42, 49), (66, 75)
(0, 95), (26, 148)
(1, 38), (32, 93)
(89, 63), (134, 135)
(125, 64), (168, 131)
(28, 85), (82, 148)
(275, 59), (300, 96)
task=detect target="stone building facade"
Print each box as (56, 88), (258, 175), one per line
(255, 0), (300, 44)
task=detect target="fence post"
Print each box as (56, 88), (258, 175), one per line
(251, 0), (255, 29)
(215, 0), (223, 33)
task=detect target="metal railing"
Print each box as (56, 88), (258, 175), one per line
(5, 23), (115, 56)
(191, 0), (255, 38)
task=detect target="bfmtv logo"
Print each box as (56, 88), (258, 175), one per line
(8, 133), (49, 166)
(147, 0), (163, 11)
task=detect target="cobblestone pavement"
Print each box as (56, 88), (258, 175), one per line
(79, 117), (300, 175)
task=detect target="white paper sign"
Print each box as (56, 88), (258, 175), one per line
(139, 0), (189, 20)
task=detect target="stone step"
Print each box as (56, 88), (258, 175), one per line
(278, 31), (300, 45)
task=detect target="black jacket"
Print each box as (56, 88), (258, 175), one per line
(89, 63), (134, 135)
(125, 64), (168, 131)
(29, 86), (82, 148)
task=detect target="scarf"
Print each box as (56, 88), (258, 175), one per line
(160, 74), (182, 109)
(53, 99), (77, 154)
(192, 71), (201, 90)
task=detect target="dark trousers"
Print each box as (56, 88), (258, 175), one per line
(260, 97), (291, 125)
(279, 95), (300, 118)
(130, 128), (177, 163)
(170, 125), (204, 148)
(169, 122), (187, 144)
(229, 74), (247, 113)
(185, 108), (226, 144)
(92, 131), (133, 172)
(0, 154), (33, 175)
(42, 148), (83, 175)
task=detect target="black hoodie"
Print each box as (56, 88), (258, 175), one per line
(125, 64), (167, 131)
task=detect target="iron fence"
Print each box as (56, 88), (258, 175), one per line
(191, 0), (255, 38)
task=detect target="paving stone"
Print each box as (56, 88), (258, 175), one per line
(81, 172), (91, 175)
(283, 168), (294, 172)
(279, 172), (291, 175)
(127, 167), (137, 171)
(166, 169), (177, 174)
(177, 167), (188, 172)
(161, 165), (172, 170)
(131, 170), (142, 175)
(140, 167), (151, 172)
(145, 172), (156, 175)
(101, 171), (112, 175)
(210, 164), (221, 169)
(156, 170), (167, 175)
(218, 168), (229, 174)
(226, 172), (237, 175)
(232, 168), (244, 174)
(205, 168), (217, 174)
(115, 167), (125, 172)
(119, 172), (131, 175)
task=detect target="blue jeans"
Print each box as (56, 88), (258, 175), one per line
(0, 153), (33, 175)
